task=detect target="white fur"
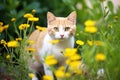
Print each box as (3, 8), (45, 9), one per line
(39, 32), (74, 76)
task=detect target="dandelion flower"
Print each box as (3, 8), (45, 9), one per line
(36, 26), (46, 31)
(65, 72), (71, 77)
(85, 26), (97, 33)
(45, 55), (58, 66)
(76, 40), (84, 46)
(0, 22), (3, 25)
(6, 54), (10, 59)
(84, 20), (97, 33)
(87, 40), (93, 46)
(28, 40), (35, 44)
(19, 24), (30, 30)
(32, 9), (36, 13)
(84, 20), (96, 27)
(69, 61), (81, 70)
(0, 27), (4, 33)
(16, 38), (22, 41)
(76, 70), (82, 75)
(26, 48), (36, 52)
(0, 39), (7, 46)
(7, 40), (19, 48)
(3, 24), (9, 30)
(43, 75), (53, 80)
(11, 18), (16, 22)
(114, 16), (118, 20)
(28, 73), (35, 78)
(64, 48), (77, 57)
(24, 13), (33, 18)
(69, 54), (81, 61)
(48, 39), (60, 44)
(28, 17), (39, 22)
(54, 69), (64, 78)
(95, 53), (106, 61)
(0, 23), (9, 32)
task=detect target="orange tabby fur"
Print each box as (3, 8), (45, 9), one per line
(28, 11), (76, 80)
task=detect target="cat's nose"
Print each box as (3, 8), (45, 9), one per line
(60, 34), (64, 38)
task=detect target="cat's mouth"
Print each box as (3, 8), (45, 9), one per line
(57, 37), (67, 41)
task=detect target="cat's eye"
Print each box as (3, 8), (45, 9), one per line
(65, 27), (70, 31)
(53, 27), (59, 31)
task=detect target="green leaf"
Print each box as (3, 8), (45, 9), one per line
(107, 1), (114, 13)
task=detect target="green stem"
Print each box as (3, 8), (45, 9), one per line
(28, 22), (34, 36)
(13, 22), (19, 37)
(4, 45), (10, 54)
(105, 68), (111, 80)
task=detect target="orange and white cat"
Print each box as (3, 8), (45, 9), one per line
(29, 11), (76, 80)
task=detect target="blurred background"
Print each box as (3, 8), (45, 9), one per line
(0, 0), (120, 40)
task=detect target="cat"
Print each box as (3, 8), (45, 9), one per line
(28, 11), (76, 80)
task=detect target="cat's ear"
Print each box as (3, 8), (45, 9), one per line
(47, 12), (56, 23)
(67, 11), (76, 24)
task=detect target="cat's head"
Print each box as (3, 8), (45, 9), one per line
(47, 11), (76, 40)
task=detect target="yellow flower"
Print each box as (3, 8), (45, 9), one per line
(76, 40), (84, 45)
(84, 20), (97, 33)
(3, 24), (9, 30)
(28, 73), (35, 78)
(84, 20), (96, 27)
(48, 39), (60, 44)
(11, 18), (16, 22)
(69, 61), (81, 70)
(28, 40), (35, 44)
(64, 48), (77, 57)
(85, 26), (97, 33)
(0, 22), (3, 25)
(32, 9), (36, 13)
(28, 17), (39, 22)
(7, 41), (19, 48)
(69, 54), (81, 61)
(0, 39), (7, 46)
(36, 26), (46, 31)
(87, 40), (93, 46)
(65, 72), (71, 77)
(66, 59), (71, 65)
(76, 70), (82, 75)
(95, 53), (106, 61)
(54, 69), (64, 78)
(0, 39), (6, 44)
(43, 75), (53, 80)
(6, 54), (10, 59)
(87, 40), (103, 46)
(45, 55), (58, 66)
(0, 23), (9, 32)
(114, 16), (118, 20)
(16, 38), (22, 41)
(24, 13), (33, 18)
(0, 26), (4, 33)
(19, 24), (30, 30)
(26, 48), (36, 52)
(59, 66), (65, 71)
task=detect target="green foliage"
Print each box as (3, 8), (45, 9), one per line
(0, 0), (120, 80)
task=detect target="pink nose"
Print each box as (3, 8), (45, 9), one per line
(60, 35), (64, 38)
